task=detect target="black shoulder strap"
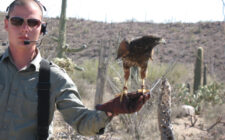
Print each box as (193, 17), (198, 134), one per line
(37, 59), (51, 140)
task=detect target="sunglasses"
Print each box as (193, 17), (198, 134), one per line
(9, 16), (41, 28)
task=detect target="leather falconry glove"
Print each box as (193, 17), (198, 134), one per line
(95, 91), (150, 116)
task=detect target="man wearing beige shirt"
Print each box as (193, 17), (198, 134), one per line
(0, 0), (150, 139)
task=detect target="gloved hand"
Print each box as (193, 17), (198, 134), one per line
(95, 91), (150, 116)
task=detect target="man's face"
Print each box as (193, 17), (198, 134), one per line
(4, 2), (42, 49)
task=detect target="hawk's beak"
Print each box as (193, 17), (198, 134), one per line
(159, 38), (166, 44)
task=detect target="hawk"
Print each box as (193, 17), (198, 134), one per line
(116, 35), (166, 99)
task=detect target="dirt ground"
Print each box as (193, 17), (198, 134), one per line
(52, 105), (225, 140)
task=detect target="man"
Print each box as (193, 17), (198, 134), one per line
(0, 0), (150, 139)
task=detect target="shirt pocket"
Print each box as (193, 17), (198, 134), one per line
(20, 80), (38, 118)
(23, 85), (38, 102)
(21, 77), (39, 102)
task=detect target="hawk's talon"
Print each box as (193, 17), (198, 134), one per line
(138, 88), (150, 94)
(141, 85), (145, 89)
(115, 87), (128, 102)
(123, 86), (128, 91)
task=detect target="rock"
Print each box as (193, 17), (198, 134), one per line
(176, 105), (195, 118)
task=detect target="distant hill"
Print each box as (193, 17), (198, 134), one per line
(0, 12), (224, 82)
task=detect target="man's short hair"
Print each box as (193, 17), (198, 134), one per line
(6, 0), (46, 19)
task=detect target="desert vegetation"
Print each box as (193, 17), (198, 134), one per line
(0, 12), (225, 139)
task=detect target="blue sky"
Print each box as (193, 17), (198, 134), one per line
(0, 0), (224, 23)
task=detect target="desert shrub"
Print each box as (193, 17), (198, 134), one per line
(116, 103), (160, 140)
(202, 104), (225, 140)
(73, 59), (98, 84)
(174, 83), (190, 102)
(107, 61), (124, 79)
(177, 82), (225, 114)
(72, 59), (191, 90)
(197, 83), (224, 104)
(73, 78), (94, 101)
(53, 57), (76, 75)
(147, 62), (191, 85)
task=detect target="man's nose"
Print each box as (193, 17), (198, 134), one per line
(21, 22), (30, 33)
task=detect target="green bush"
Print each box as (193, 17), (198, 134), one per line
(177, 82), (224, 114)
(147, 62), (190, 85)
(73, 59), (98, 84)
(197, 82), (224, 104)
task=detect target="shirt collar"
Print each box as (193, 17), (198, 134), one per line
(29, 49), (42, 71)
(0, 47), (42, 72)
(0, 48), (10, 62)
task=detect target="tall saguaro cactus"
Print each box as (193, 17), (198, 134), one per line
(193, 47), (204, 93)
(203, 64), (207, 86)
(57, 0), (67, 58)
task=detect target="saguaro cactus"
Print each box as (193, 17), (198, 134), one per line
(193, 47), (204, 93)
(57, 0), (67, 58)
(203, 64), (207, 86)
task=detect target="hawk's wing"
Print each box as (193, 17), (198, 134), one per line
(129, 36), (157, 54)
(116, 39), (130, 59)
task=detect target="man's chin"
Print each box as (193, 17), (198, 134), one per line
(10, 42), (35, 50)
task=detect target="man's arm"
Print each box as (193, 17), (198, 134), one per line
(51, 65), (111, 136)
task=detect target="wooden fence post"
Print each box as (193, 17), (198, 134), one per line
(158, 79), (174, 140)
(95, 40), (111, 105)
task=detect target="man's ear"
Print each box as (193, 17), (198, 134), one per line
(40, 23), (47, 35)
(4, 18), (9, 31)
